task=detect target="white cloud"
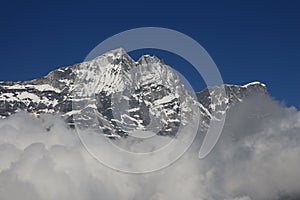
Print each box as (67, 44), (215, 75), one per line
(0, 95), (300, 200)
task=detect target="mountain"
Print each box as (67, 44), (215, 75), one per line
(0, 48), (268, 137)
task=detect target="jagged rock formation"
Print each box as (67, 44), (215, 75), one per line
(0, 48), (268, 137)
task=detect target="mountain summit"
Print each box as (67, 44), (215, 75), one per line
(0, 48), (267, 137)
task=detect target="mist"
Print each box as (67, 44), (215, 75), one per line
(0, 95), (300, 200)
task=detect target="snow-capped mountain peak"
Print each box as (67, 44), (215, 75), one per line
(0, 48), (268, 137)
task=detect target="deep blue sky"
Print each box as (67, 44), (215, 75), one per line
(0, 0), (299, 108)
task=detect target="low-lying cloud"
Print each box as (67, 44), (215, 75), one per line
(0, 95), (300, 200)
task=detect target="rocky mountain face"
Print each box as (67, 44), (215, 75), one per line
(0, 48), (268, 137)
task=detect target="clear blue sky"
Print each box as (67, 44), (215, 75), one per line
(0, 0), (299, 108)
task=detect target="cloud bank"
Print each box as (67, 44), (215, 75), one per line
(0, 95), (300, 200)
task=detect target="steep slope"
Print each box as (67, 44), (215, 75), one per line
(0, 48), (268, 137)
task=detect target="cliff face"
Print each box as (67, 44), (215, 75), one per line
(0, 48), (267, 137)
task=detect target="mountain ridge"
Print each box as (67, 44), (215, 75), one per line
(0, 48), (268, 137)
